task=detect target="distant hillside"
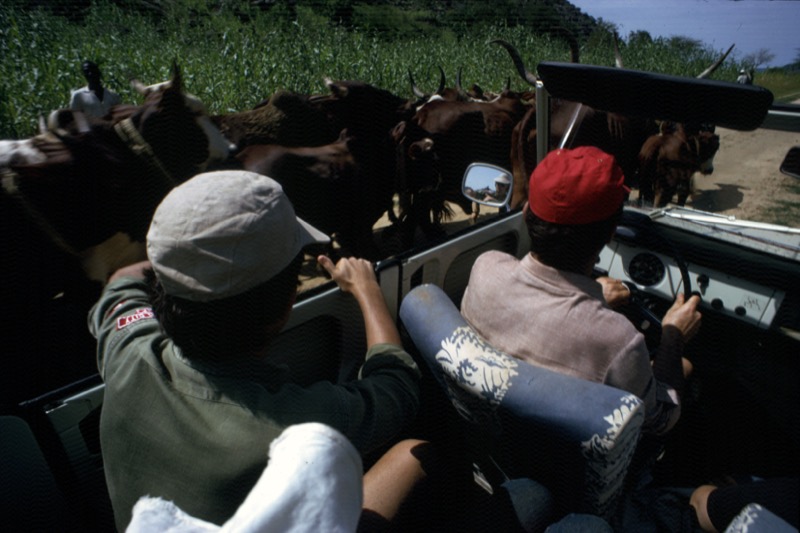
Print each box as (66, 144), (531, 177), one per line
(22, 0), (601, 39)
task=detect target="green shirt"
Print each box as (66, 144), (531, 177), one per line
(89, 277), (420, 529)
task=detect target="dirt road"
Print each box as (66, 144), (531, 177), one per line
(689, 111), (800, 226)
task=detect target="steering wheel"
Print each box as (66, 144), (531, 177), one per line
(611, 211), (695, 355)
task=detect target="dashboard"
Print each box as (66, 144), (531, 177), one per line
(598, 241), (785, 329)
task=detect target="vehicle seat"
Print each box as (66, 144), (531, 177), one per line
(399, 283), (645, 521)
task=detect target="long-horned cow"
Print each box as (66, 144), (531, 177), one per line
(392, 72), (530, 244)
(215, 78), (422, 258)
(637, 121), (721, 207)
(497, 33), (734, 210)
(495, 36), (659, 209)
(634, 45), (733, 207)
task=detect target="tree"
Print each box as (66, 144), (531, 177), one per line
(742, 48), (775, 69)
(628, 30), (653, 47)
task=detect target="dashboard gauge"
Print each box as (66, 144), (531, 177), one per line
(628, 253), (666, 286)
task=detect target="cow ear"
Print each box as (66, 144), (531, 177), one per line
(409, 138), (434, 160)
(391, 121), (407, 143)
(327, 81), (349, 99)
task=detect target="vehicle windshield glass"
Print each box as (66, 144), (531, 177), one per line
(556, 108), (800, 231)
(558, 109), (800, 228)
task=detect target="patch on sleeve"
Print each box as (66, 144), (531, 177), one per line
(116, 308), (155, 330)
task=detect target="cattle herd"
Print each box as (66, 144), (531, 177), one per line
(0, 41), (728, 405)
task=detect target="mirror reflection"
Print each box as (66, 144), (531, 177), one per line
(462, 163), (513, 208)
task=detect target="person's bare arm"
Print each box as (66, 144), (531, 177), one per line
(652, 293), (702, 392)
(690, 484), (719, 532)
(108, 260), (152, 283)
(317, 255), (401, 347)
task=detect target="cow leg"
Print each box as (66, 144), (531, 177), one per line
(637, 177), (654, 206)
(676, 175), (692, 206)
(653, 188), (665, 208)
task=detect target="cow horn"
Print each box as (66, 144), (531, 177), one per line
(696, 43), (735, 79)
(614, 32), (624, 68)
(408, 69), (426, 99)
(131, 78), (148, 95)
(550, 27), (580, 64)
(436, 66), (446, 95)
(170, 61), (183, 93)
(492, 39), (538, 86)
(408, 67), (445, 98)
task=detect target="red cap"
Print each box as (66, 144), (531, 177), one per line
(528, 147), (629, 224)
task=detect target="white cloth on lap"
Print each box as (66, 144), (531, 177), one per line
(126, 423), (364, 533)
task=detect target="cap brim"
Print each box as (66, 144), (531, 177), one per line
(297, 216), (331, 247)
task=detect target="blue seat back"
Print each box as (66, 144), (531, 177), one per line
(400, 284), (644, 519)
(724, 503), (798, 533)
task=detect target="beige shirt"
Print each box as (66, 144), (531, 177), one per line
(461, 251), (679, 435)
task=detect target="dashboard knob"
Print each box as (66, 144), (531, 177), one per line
(711, 298), (723, 310)
(735, 306), (747, 317)
(697, 274), (710, 294)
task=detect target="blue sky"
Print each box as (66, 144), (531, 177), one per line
(568, 0), (799, 68)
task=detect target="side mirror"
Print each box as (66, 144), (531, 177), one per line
(780, 146), (800, 180)
(462, 163), (513, 209)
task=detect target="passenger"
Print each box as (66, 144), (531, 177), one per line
(69, 60), (122, 118)
(89, 170), (421, 529)
(460, 146), (702, 437)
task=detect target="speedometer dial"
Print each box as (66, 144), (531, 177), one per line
(628, 253), (666, 286)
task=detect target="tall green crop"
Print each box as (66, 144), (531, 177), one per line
(0, 2), (773, 140)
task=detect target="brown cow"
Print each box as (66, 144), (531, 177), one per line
(235, 129), (388, 259)
(212, 90), (337, 149)
(221, 79), (423, 258)
(637, 122), (721, 207)
(394, 84), (529, 219)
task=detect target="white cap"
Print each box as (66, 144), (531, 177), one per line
(147, 170), (329, 301)
(495, 174), (511, 185)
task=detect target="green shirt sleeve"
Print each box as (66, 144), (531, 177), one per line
(88, 276), (162, 379)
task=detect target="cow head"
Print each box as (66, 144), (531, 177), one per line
(312, 78), (413, 138)
(682, 123), (720, 175)
(1, 64), (236, 283)
(130, 64), (233, 171)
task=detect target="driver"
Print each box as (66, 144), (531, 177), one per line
(461, 146), (701, 437)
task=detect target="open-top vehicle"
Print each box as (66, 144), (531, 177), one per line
(2, 57), (798, 531)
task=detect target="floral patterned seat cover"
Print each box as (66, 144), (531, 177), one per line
(400, 283), (645, 520)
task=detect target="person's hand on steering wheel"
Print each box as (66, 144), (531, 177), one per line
(662, 293), (703, 344)
(596, 276), (632, 309)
